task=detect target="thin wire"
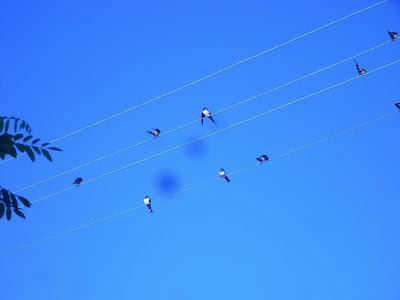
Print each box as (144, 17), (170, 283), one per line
(271, 111), (399, 161)
(15, 40), (392, 193)
(0, 0), (388, 165)
(2, 109), (397, 255)
(29, 58), (400, 204)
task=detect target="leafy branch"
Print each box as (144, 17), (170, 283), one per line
(1, 115), (62, 221)
(0, 187), (31, 220)
(0, 133), (62, 161)
(0, 116), (32, 134)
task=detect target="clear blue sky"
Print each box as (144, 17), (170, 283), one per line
(1, 0), (400, 299)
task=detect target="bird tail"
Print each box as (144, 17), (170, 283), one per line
(146, 130), (156, 137)
(209, 116), (217, 126)
(256, 158), (262, 162)
(225, 176), (231, 183)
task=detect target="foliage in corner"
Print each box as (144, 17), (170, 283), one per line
(0, 188), (31, 221)
(0, 116), (62, 162)
(0, 116), (62, 221)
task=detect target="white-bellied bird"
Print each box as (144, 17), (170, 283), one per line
(147, 128), (161, 138)
(144, 195), (153, 213)
(355, 61), (366, 76)
(201, 107), (217, 126)
(219, 168), (230, 183)
(389, 31), (398, 41)
(256, 154), (269, 163)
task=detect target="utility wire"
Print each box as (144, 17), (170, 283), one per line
(2, 109), (397, 255)
(28, 58), (400, 205)
(0, 0), (388, 165)
(14, 40), (392, 193)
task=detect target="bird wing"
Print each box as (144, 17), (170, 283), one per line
(209, 115), (217, 125)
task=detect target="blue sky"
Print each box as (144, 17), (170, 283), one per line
(1, 0), (400, 299)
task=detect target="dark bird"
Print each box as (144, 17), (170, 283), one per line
(201, 107), (217, 126)
(147, 128), (161, 138)
(219, 168), (230, 183)
(256, 154), (269, 163)
(144, 195), (153, 213)
(73, 177), (83, 186)
(355, 61), (366, 76)
(388, 31), (398, 41)
(395, 102), (400, 110)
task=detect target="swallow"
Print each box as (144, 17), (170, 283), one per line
(73, 177), (83, 186)
(388, 31), (398, 41)
(201, 107), (217, 126)
(147, 128), (161, 138)
(144, 195), (153, 213)
(219, 168), (230, 183)
(395, 102), (400, 110)
(256, 154), (269, 163)
(355, 61), (366, 76)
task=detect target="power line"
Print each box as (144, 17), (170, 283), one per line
(29, 58), (400, 205)
(0, 0), (388, 165)
(2, 109), (397, 255)
(14, 40), (392, 193)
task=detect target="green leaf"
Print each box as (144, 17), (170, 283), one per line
(42, 149), (52, 161)
(32, 138), (40, 144)
(0, 203), (5, 219)
(13, 133), (24, 141)
(18, 196), (31, 208)
(6, 207), (12, 220)
(23, 135), (33, 142)
(0, 152), (5, 160)
(0, 117), (3, 132)
(13, 208), (25, 219)
(10, 194), (18, 208)
(41, 142), (50, 147)
(20, 121), (26, 129)
(24, 146), (35, 162)
(1, 189), (10, 208)
(32, 146), (41, 155)
(5, 120), (10, 133)
(15, 143), (25, 153)
(8, 146), (17, 158)
(14, 119), (19, 132)
(48, 146), (62, 151)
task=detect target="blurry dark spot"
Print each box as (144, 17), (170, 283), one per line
(184, 137), (207, 159)
(154, 171), (180, 194)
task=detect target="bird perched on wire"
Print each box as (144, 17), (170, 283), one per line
(73, 177), (83, 186)
(147, 128), (161, 138)
(388, 31), (398, 41)
(395, 102), (400, 110)
(355, 61), (366, 76)
(201, 107), (217, 126)
(355, 62), (367, 76)
(219, 168), (230, 183)
(256, 154), (269, 163)
(143, 195), (153, 213)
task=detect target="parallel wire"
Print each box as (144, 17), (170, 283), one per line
(0, 0), (388, 165)
(29, 58), (400, 205)
(3, 109), (397, 255)
(14, 40), (392, 193)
